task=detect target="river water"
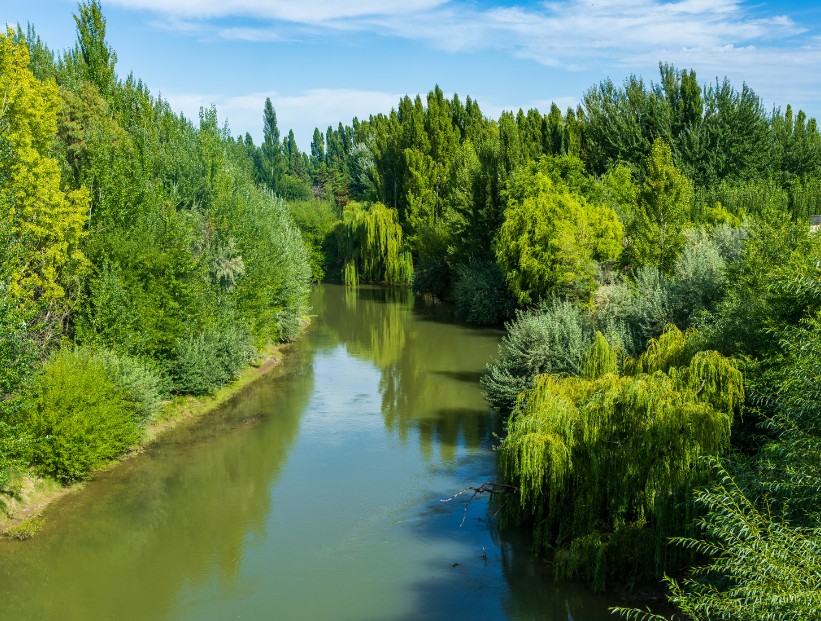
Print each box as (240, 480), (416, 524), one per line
(0, 284), (615, 620)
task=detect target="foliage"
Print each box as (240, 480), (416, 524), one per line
(94, 348), (166, 423)
(703, 214), (821, 358)
(0, 29), (90, 340)
(625, 139), (693, 273)
(453, 261), (515, 325)
(287, 198), (339, 282)
(411, 257), (451, 298)
(613, 463), (821, 621)
(337, 201), (413, 286)
(482, 299), (594, 413)
(171, 325), (255, 395)
(594, 267), (675, 356)
(495, 157), (623, 304)
(498, 327), (742, 589)
(595, 225), (734, 355)
(22, 347), (143, 484)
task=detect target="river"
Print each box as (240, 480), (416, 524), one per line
(0, 284), (615, 620)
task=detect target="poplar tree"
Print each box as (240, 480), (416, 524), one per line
(73, 0), (117, 97)
(261, 97), (283, 189)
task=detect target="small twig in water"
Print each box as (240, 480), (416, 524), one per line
(440, 481), (519, 527)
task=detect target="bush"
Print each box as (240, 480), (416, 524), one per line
(23, 347), (142, 484)
(95, 349), (167, 423)
(412, 257), (451, 298)
(453, 261), (515, 325)
(670, 228), (728, 326)
(482, 299), (594, 413)
(171, 325), (255, 395)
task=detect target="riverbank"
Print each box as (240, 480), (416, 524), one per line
(0, 341), (293, 538)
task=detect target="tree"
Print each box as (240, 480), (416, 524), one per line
(72, 0), (117, 97)
(337, 202), (413, 286)
(0, 29), (90, 342)
(260, 97), (283, 189)
(628, 139), (693, 273)
(495, 158), (622, 304)
(614, 463), (821, 621)
(498, 327), (743, 589)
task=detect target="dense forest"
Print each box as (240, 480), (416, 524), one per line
(3, 1), (821, 619)
(0, 3), (311, 489)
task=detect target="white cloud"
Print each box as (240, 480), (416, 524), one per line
(126, 0), (821, 115)
(120, 0), (814, 76)
(107, 0), (446, 23)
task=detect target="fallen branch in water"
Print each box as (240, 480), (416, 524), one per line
(440, 481), (519, 527)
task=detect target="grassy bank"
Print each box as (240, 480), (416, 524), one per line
(0, 342), (291, 538)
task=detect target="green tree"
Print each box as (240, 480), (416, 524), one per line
(0, 29), (90, 341)
(498, 327), (743, 589)
(72, 1), (117, 97)
(614, 463), (821, 621)
(495, 158), (623, 304)
(260, 97), (283, 189)
(337, 202), (413, 286)
(628, 139), (693, 273)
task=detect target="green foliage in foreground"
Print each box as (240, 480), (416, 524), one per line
(498, 327), (743, 589)
(22, 347), (143, 484)
(613, 464), (821, 621)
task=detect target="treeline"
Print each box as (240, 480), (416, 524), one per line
(264, 63), (821, 618)
(0, 3), (310, 490)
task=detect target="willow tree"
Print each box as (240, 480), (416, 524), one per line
(338, 202), (413, 286)
(498, 326), (743, 589)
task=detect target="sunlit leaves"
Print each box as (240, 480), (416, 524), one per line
(495, 157), (623, 304)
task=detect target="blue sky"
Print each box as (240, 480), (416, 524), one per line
(6, 0), (821, 150)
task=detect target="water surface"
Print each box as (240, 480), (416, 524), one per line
(0, 284), (614, 620)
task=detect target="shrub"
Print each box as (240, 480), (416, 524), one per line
(171, 325), (255, 395)
(23, 347), (142, 484)
(482, 299), (594, 413)
(412, 257), (450, 299)
(95, 349), (166, 423)
(453, 261), (515, 325)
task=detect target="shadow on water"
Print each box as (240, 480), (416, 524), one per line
(431, 369), (487, 385)
(386, 494), (616, 621)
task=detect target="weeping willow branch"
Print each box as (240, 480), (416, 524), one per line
(497, 326), (743, 588)
(338, 201), (413, 285)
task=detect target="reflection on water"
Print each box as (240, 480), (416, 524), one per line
(323, 285), (500, 462)
(0, 284), (614, 621)
(0, 342), (313, 621)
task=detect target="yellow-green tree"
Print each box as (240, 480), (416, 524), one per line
(498, 327), (743, 588)
(338, 202), (413, 286)
(0, 29), (90, 339)
(495, 158), (622, 304)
